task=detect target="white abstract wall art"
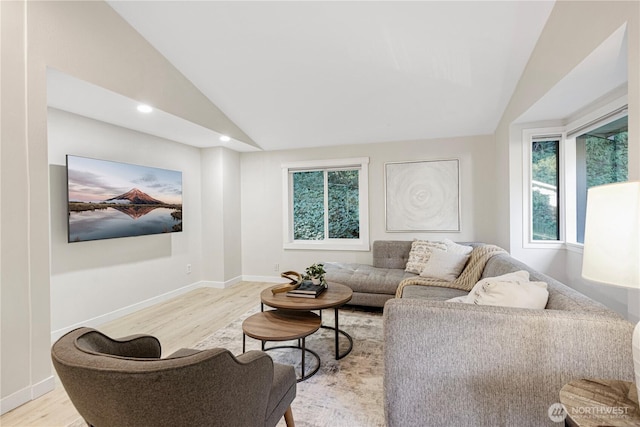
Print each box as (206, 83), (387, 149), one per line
(385, 159), (460, 232)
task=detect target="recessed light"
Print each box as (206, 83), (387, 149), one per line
(220, 135), (231, 142)
(137, 104), (153, 113)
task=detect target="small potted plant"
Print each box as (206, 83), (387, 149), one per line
(303, 263), (327, 287)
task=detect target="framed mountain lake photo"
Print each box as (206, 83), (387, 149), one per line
(66, 155), (183, 242)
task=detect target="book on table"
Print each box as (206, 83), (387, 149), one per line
(286, 281), (326, 298)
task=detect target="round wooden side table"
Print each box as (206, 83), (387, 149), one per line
(242, 310), (321, 382)
(559, 379), (640, 426)
(260, 282), (353, 360)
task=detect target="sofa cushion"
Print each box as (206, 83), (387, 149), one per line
(482, 253), (617, 314)
(443, 238), (473, 255)
(372, 240), (413, 269)
(475, 269), (530, 285)
(455, 272), (549, 309)
(419, 249), (470, 281)
(400, 285), (468, 301)
(405, 240), (447, 274)
(324, 262), (417, 295)
(470, 280), (549, 309)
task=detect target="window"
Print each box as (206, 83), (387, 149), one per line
(292, 169), (360, 240)
(524, 102), (628, 247)
(531, 138), (560, 241)
(575, 115), (628, 243)
(283, 158), (369, 250)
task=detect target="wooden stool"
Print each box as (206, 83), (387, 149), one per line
(242, 310), (321, 381)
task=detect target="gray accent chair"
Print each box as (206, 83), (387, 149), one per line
(51, 327), (296, 427)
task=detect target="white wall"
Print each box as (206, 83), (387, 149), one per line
(47, 108), (203, 336)
(1, 0), (37, 414)
(200, 147), (242, 285)
(201, 148), (225, 282)
(1, 0), (244, 413)
(222, 149), (243, 280)
(241, 135), (496, 279)
(494, 1), (640, 319)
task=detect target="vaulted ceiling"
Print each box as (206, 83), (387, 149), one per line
(47, 2), (564, 151)
(99, 1), (558, 151)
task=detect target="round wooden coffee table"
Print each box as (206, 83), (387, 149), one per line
(242, 310), (321, 382)
(261, 283), (353, 360)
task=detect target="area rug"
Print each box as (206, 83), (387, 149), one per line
(194, 307), (385, 427)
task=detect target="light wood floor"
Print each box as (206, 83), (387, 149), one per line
(0, 281), (274, 427)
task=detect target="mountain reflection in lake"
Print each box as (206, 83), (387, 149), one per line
(112, 205), (160, 219)
(69, 207), (182, 242)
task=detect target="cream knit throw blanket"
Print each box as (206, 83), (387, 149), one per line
(395, 244), (507, 298)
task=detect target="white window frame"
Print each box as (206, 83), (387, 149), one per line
(282, 157), (370, 251)
(566, 103), (628, 247)
(521, 95), (628, 251)
(522, 127), (566, 249)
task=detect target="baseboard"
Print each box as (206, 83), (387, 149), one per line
(1, 388), (31, 416)
(1, 375), (55, 415)
(242, 275), (284, 283)
(50, 280), (204, 342)
(49, 276), (283, 343)
(199, 276), (243, 289)
(32, 376), (55, 400)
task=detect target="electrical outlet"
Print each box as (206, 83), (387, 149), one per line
(186, 264), (192, 274)
(273, 263), (279, 272)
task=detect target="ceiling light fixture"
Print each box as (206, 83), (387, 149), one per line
(220, 135), (231, 142)
(137, 104), (153, 113)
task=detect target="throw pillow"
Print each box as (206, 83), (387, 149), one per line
(468, 270), (530, 293)
(459, 270), (530, 303)
(443, 238), (473, 256)
(470, 280), (549, 309)
(419, 249), (470, 282)
(405, 240), (447, 274)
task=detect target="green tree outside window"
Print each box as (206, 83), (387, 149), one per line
(293, 169), (360, 241)
(532, 140), (559, 241)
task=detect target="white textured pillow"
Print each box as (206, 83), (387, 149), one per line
(443, 238), (473, 256)
(405, 240), (447, 274)
(470, 270), (530, 292)
(470, 280), (549, 309)
(419, 249), (470, 281)
(458, 270), (531, 304)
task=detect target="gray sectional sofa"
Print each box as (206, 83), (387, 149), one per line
(325, 240), (635, 426)
(324, 240), (471, 307)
